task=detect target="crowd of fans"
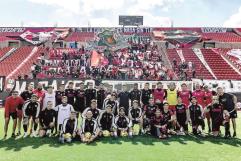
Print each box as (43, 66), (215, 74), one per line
(27, 42), (175, 81)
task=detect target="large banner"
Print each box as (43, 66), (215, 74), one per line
(0, 27), (25, 32)
(91, 50), (101, 67)
(13, 78), (193, 93)
(20, 28), (69, 45)
(201, 27), (227, 33)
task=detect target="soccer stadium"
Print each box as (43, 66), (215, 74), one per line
(1, 1), (241, 161)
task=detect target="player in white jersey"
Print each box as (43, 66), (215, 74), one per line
(41, 85), (56, 110)
(54, 96), (75, 133)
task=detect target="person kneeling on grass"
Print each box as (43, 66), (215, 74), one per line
(150, 109), (168, 139)
(175, 97), (189, 135)
(204, 96), (224, 137)
(129, 100), (143, 135)
(114, 107), (132, 138)
(98, 104), (115, 137)
(80, 110), (99, 143)
(162, 102), (176, 135)
(39, 101), (56, 137)
(59, 111), (78, 143)
(188, 96), (205, 135)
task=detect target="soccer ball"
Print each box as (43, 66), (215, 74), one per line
(103, 130), (110, 137)
(120, 130), (128, 137)
(84, 132), (92, 139)
(133, 124), (140, 135)
(63, 133), (71, 139)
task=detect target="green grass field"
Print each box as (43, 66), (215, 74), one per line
(0, 109), (241, 161)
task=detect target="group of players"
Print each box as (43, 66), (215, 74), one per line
(3, 81), (238, 143)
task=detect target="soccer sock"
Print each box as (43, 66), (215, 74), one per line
(129, 131), (133, 136)
(34, 123), (38, 131)
(224, 122), (230, 136)
(23, 125), (28, 132)
(114, 131), (117, 137)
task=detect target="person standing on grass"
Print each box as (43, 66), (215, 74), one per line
(217, 87), (238, 138)
(4, 91), (24, 138)
(22, 94), (41, 138)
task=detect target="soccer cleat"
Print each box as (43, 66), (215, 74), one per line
(233, 132), (236, 137)
(11, 133), (16, 138)
(23, 132), (28, 138)
(16, 132), (21, 136)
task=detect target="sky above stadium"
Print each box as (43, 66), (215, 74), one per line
(1, 0), (241, 27)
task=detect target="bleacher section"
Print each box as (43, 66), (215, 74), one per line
(201, 49), (241, 80)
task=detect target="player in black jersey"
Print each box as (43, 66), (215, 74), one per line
(80, 110), (99, 143)
(98, 105), (115, 137)
(188, 96), (204, 135)
(97, 83), (106, 110)
(205, 96), (224, 137)
(22, 94), (40, 138)
(141, 83), (152, 107)
(74, 82), (86, 114)
(103, 93), (119, 115)
(175, 97), (189, 135)
(162, 102), (176, 135)
(85, 82), (97, 107)
(18, 83), (34, 136)
(129, 83), (141, 105)
(65, 81), (75, 107)
(142, 98), (158, 132)
(56, 83), (66, 106)
(39, 101), (56, 137)
(82, 99), (101, 120)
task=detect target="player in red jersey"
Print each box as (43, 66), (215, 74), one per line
(178, 83), (192, 108)
(152, 82), (166, 104)
(192, 83), (205, 108)
(203, 85), (213, 133)
(4, 91), (24, 138)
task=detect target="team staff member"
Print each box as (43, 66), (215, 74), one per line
(129, 83), (141, 105)
(217, 87), (238, 137)
(4, 91), (24, 138)
(39, 101), (56, 137)
(85, 82), (97, 107)
(22, 94), (41, 138)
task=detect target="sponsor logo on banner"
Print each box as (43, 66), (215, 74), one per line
(13, 79), (193, 93)
(201, 27), (227, 33)
(0, 27), (25, 32)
